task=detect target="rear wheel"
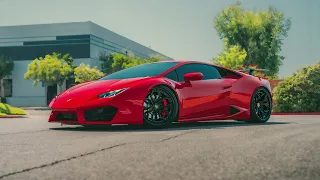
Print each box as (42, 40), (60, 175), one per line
(143, 85), (179, 128)
(246, 87), (272, 123)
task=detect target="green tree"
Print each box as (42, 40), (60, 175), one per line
(213, 40), (247, 70)
(149, 55), (161, 63)
(24, 53), (73, 87)
(214, 3), (291, 76)
(150, 54), (167, 61)
(100, 52), (160, 74)
(60, 52), (76, 69)
(124, 55), (160, 69)
(112, 53), (132, 72)
(0, 55), (14, 97)
(74, 64), (104, 83)
(273, 62), (320, 112)
(99, 52), (115, 74)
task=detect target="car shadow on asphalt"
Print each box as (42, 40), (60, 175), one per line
(49, 121), (290, 132)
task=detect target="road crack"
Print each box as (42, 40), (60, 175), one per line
(0, 129), (199, 179)
(0, 143), (127, 179)
(160, 129), (199, 142)
(0, 130), (50, 136)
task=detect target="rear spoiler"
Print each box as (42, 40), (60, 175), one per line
(237, 68), (269, 76)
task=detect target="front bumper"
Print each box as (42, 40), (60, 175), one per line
(48, 99), (144, 125)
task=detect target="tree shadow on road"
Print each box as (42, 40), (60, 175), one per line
(49, 120), (290, 132)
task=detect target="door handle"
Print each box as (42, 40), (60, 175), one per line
(222, 85), (232, 89)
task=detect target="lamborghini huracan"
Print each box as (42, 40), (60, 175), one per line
(48, 61), (273, 128)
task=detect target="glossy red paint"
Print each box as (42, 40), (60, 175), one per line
(48, 60), (272, 125)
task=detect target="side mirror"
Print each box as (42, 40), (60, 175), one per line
(184, 72), (203, 83)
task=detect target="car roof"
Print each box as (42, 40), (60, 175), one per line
(155, 60), (246, 77)
(156, 60), (235, 71)
(156, 60), (212, 65)
(159, 60), (201, 63)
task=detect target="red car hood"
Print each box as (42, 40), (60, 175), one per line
(50, 77), (150, 109)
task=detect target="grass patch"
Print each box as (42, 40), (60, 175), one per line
(0, 103), (26, 115)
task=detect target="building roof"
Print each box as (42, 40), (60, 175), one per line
(0, 21), (172, 60)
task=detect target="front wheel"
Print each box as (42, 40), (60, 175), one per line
(143, 85), (179, 128)
(246, 87), (272, 123)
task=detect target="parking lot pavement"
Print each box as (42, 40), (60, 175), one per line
(0, 113), (319, 180)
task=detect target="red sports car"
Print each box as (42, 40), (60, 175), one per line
(48, 60), (273, 128)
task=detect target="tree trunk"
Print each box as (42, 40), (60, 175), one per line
(0, 78), (4, 97)
(45, 85), (48, 106)
(57, 83), (63, 94)
(57, 84), (61, 94)
(57, 80), (66, 94)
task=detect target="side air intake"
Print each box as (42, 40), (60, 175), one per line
(230, 106), (241, 115)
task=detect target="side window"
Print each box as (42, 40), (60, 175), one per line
(176, 64), (222, 82)
(204, 65), (222, 79)
(165, 70), (179, 81)
(215, 66), (242, 78)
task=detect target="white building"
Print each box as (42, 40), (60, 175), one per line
(0, 21), (172, 107)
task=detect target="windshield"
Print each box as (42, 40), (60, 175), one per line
(99, 62), (179, 80)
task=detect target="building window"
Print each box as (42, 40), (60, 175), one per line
(0, 35), (91, 60)
(0, 44), (90, 60)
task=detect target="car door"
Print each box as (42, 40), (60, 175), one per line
(165, 63), (232, 120)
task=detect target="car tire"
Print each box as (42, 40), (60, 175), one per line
(143, 85), (179, 128)
(245, 87), (272, 123)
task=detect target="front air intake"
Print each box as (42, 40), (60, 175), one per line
(84, 106), (118, 122)
(55, 112), (78, 121)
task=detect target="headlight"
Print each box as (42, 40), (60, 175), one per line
(98, 88), (128, 98)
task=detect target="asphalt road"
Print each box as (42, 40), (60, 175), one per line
(0, 111), (319, 180)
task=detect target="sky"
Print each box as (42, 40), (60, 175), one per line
(0, 0), (319, 77)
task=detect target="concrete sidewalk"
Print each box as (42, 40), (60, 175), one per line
(0, 109), (51, 119)
(0, 115), (28, 118)
(20, 107), (51, 110)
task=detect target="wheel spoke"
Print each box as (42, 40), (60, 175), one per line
(256, 92), (262, 101)
(263, 94), (268, 103)
(151, 94), (156, 103)
(259, 108), (266, 118)
(145, 98), (153, 105)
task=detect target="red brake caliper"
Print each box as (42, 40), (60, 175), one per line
(162, 99), (168, 117)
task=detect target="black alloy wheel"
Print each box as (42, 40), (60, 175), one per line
(246, 87), (272, 123)
(143, 85), (179, 128)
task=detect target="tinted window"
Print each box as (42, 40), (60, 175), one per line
(0, 35), (91, 60)
(176, 64), (222, 82)
(100, 62), (179, 80)
(215, 66), (242, 78)
(0, 44), (90, 60)
(165, 70), (179, 81)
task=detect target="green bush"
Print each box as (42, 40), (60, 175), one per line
(0, 103), (26, 115)
(273, 62), (320, 112)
